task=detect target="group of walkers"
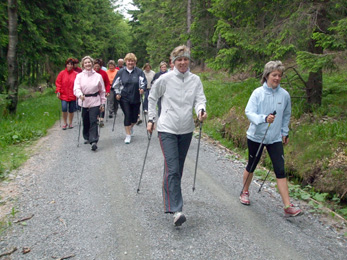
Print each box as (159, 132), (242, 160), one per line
(55, 45), (302, 227)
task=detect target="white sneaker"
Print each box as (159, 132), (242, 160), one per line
(124, 135), (131, 144)
(173, 212), (186, 226)
(130, 128), (134, 137)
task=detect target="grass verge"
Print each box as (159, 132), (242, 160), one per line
(0, 87), (60, 179)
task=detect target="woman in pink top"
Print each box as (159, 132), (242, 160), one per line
(74, 56), (106, 151)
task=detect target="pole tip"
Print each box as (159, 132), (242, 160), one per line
(192, 187), (195, 192)
(137, 189), (140, 194)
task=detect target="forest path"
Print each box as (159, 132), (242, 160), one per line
(0, 111), (346, 259)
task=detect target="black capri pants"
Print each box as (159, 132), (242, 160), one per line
(119, 99), (140, 126)
(246, 139), (286, 179)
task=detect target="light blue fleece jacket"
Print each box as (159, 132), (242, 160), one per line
(245, 82), (291, 144)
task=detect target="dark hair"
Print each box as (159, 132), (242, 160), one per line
(94, 58), (103, 67)
(65, 58), (74, 66)
(142, 63), (151, 70)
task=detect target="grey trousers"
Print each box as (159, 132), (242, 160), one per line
(158, 132), (193, 213)
(107, 89), (118, 115)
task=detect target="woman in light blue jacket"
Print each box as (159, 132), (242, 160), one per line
(240, 61), (302, 217)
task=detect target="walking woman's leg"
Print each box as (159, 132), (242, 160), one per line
(108, 90), (115, 116)
(68, 100), (76, 126)
(159, 132), (182, 213)
(266, 142), (290, 206)
(243, 139), (265, 192)
(177, 133), (193, 177)
(82, 108), (90, 141)
(120, 100), (132, 135)
(61, 100), (68, 126)
(88, 106), (100, 144)
(129, 103), (140, 133)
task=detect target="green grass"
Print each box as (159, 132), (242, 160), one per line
(0, 88), (60, 179)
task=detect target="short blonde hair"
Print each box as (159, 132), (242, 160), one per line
(170, 45), (190, 63)
(81, 56), (94, 69)
(261, 61), (285, 84)
(124, 53), (137, 63)
(159, 61), (168, 67)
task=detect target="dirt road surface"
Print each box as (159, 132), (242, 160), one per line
(0, 112), (346, 259)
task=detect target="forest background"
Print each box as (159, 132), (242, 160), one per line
(0, 0), (346, 218)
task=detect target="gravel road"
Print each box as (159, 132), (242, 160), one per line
(0, 112), (346, 260)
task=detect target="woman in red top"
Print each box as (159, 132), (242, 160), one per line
(94, 59), (110, 127)
(55, 58), (78, 130)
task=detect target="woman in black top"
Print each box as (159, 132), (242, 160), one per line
(112, 53), (147, 144)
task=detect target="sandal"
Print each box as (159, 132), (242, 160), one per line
(62, 124), (68, 130)
(68, 124), (73, 129)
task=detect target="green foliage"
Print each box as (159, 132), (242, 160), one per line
(2, 0), (132, 92)
(296, 51), (336, 73)
(337, 208), (347, 218)
(0, 88), (59, 175)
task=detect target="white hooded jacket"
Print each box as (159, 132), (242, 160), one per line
(148, 67), (206, 135)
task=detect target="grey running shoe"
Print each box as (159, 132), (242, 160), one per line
(173, 212), (186, 226)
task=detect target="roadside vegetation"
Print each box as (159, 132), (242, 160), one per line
(0, 87), (59, 180)
(199, 67), (347, 220)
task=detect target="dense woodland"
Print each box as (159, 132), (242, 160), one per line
(2, 0), (347, 113)
(1, 1), (347, 204)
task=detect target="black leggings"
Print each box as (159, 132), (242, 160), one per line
(246, 139), (286, 179)
(119, 100), (140, 126)
(82, 106), (99, 144)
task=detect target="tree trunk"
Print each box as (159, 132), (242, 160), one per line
(305, 2), (328, 106)
(6, 0), (19, 114)
(306, 71), (322, 105)
(186, 0), (192, 49)
(306, 38), (323, 105)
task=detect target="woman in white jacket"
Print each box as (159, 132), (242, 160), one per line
(240, 60), (302, 217)
(147, 45), (207, 226)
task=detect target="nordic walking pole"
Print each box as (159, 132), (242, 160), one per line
(240, 110), (276, 195)
(140, 94), (149, 138)
(258, 168), (271, 193)
(77, 102), (83, 147)
(137, 123), (154, 193)
(193, 109), (205, 192)
(142, 94), (148, 126)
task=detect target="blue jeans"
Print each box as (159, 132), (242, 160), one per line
(61, 100), (77, 113)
